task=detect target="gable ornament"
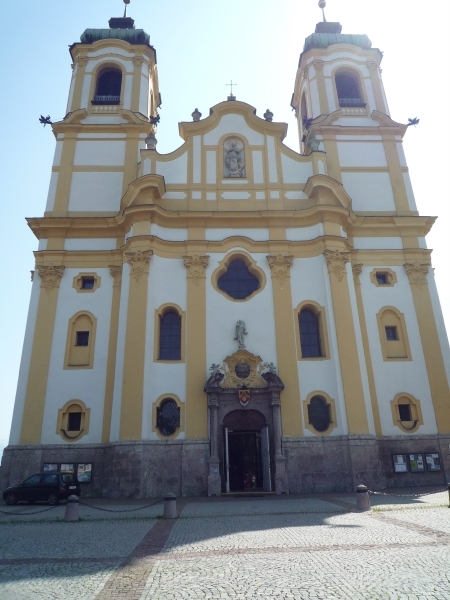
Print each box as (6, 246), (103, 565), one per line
(37, 265), (65, 293)
(267, 254), (294, 288)
(125, 249), (153, 283)
(324, 250), (350, 282)
(183, 255), (209, 285)
(404, 261), (430, 288)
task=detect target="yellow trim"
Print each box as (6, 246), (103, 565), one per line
(64, 311), (97, 370)
(313, 60), (330, 115)
(390, 393), (423, 434)
(153, 303), (186, 363)
(294, 300), (330, 360)
(303, 391), (337, 436)
(376, 306), (412, 361)
(72, 272), (101, 293)
(57, 399), (91, 443)
(52, 131), (77, 217)
(152, 394), (185, 440)
(369, 268), (397, 287)
(211, 251), (266, 302)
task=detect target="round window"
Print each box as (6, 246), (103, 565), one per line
(217, 259), (260, 300)
(307, 396), (331, 432)
(157, 399), (180, 436)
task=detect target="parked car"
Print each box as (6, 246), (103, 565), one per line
(3, 473), (81, 505)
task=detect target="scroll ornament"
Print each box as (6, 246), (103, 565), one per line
(183, 255), (209, 285)
(267, 254), (294, 287)
(125, 249), (153, 283)
(404, 261), (430, 288)
(324, 250), (350, 282)
(37, 265), (65, 293)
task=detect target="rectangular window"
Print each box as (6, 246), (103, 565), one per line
(77, 463), (93, 483)
(68, 412), (82, 431)
(76, 331), (89, 346)
(81, 277), (95, 290)
(376, 272), (388, 284)
(385, 326), (398, 341)
(60, 463), (75, 473)
(398, 404), (412, 421)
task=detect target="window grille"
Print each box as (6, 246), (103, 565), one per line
(76, 331), (90, 346)
(81, 277), (95, 289)
(385, 326), (398, 341)
(217, 259), (259, 299)
(299, 309), (321, 357)
(157, 400), (180, 436)
(93, 70), (122, 105)
(335, 73), (365, 107)
(398, 404), (412, 422)
(159, 311), (181, 360)
(376, 272), (388, 285)
(308, 396), (331, 432)
(68, 412), (82, 431)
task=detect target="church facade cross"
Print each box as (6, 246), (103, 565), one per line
(226, 80), (237, 99)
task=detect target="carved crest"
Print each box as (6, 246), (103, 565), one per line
(238, 388), (251, 407)
(324, 250), (350, 282)
(125, 249), (153, 283)
(183, 255), (209, 285)
(37, 265), (65, 293)
(404, 261), (430, 289)
(220, 350), (269, 389)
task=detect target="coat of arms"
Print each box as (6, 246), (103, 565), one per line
(238, 388), (251, 407)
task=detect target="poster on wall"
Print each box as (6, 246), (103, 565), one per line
(408, 454), (425, 473)
(425, 453), (441, 472)
(392, 454), (408, 473)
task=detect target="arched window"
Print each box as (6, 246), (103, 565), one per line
(335, 73), (365, 107)
(159, 310), (181, 360)
(217, 259), (260, 300)
(93, 69), (122, 105)
(157, 399), (181, 436)
(299, 309), (321, 357)
(64, 312), (96, 369)
(307, 396), (331, 432)
(57, 400), (91, 442)
(377, 307), (411, 360)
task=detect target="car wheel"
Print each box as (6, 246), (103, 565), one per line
(47, 492), (59, 506)
(5, 492), (17, 505)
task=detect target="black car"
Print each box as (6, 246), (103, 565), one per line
(3, 473), (81, 506)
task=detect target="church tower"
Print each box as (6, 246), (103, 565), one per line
(2, 2), (449, 499)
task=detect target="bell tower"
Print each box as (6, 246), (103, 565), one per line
(291, 1), (416, 216)
(47, 1), (160, 218)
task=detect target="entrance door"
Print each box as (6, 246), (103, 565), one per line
(261, 426), (272, 492)
(227, 431), (263, 491)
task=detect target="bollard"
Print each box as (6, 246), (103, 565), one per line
(356, 484), (371, 512)
(447, 482), (450, 508)
(64, 495), (79, 522)
(163, 493), (177, 519)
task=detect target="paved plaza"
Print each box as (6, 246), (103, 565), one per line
(0, 489), (449, 599)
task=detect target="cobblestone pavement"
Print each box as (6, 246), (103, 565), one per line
(0, 492), (449, 599)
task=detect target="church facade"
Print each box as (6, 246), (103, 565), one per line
(2, 10), (450, 498)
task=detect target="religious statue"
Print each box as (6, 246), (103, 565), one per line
(234, 320), (248, 349)
(224, 139), (245, 178)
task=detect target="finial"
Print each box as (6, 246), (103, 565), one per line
(318, 0), (327, 22)
(123, 0), (131, 18)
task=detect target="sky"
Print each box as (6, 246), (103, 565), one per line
(0, 0), (449, 454)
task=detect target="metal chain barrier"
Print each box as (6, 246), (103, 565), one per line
(368, 488), (448, 498)
(78, 498), (164, 513)
(0, 505), (61, 516)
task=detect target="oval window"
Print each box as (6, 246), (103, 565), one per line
(157, 399), (180, 436)
(307, 396), (331, 432)
(217, 259), (260, 300)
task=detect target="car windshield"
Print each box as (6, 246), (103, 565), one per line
(61, 474), (76, 483)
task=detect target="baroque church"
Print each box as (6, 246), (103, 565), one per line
(2, 1), (450, 497)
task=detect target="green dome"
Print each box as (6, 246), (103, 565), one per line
(80, 28), (150, 46)
(303, 32), (372, 52)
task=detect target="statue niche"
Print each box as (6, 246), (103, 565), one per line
(224, 138), (245, 178)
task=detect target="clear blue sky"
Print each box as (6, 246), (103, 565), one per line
(1, 0), (449, 452)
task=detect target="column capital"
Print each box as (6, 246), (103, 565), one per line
(313, 60), (325, 71)
(324, 250), (350, 282)
(352, 263), (363, 285)
(37, 265), (65, 293)
(404, 261), (430, 288)
(267, 254), (293, 288)
(183, 255), (209, 285)
(125, 249), (153, 283)
(109, 265), (123, 288)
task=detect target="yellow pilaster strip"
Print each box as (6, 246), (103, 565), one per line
(20, 265), (65, 444)
(322, 135), (342, 183)
(131, 57), (143, 113)
(184, 254), (209, 438)
(70, 56), (88, 112)
(324, 250), (369, 434)
(122, 131), (139, 196)
(119, 244), (153, 440)
(404, 261), (450, 433)
(267, 254), (303, 437)
(313, 61), (329, 115)
(53, 131), (77, 216)
(367, 62), (386, 113)
(101, 265), (123, 443)
(352, 264), (382, 436)
(382, 135), (410, 214)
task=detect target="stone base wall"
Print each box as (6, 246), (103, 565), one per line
(0, 435), (447, 498)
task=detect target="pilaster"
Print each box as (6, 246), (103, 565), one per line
(313, 60), (329, 115)
(52, 131), (78, 216)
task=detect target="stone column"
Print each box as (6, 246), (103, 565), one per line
(271, 391), (289, 494)
(207, 393), (222, 496)
(119, 245), (153, 440)
(20, 264), (65, 444)
(404, 261), (450, 432)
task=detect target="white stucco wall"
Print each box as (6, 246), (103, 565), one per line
(68, 172), (124, 212)
(64, 238), (117, 251)
(74, 141), (126, 167)
(156, 153), (188, 184)
(342, 172), (396, 211)
(203, 114), (264, 145)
